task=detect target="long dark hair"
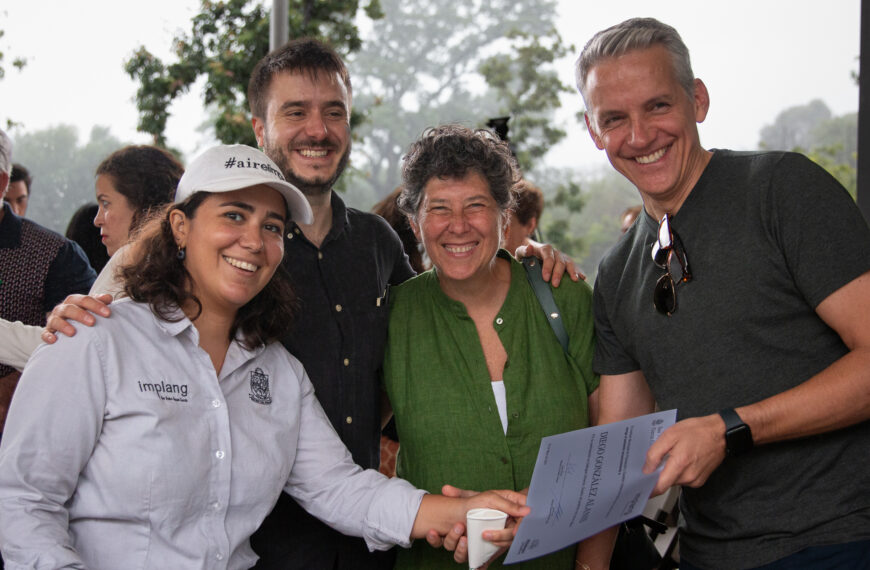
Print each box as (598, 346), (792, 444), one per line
(120, 193), (297, 349)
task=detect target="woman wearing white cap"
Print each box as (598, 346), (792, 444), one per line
(0, 145), (527, 569)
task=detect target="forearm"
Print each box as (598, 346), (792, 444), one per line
(0, 318), (43, 370)
(575, 525), (618, 570)
(598, 371), (656, 425)
(412, 494), (466, 539)
(738, 348), (870, 445)
(410, 489), (530, 544)
(0, 496), (85, 568)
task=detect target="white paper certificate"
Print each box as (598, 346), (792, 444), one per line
(504, 409), (677, 565)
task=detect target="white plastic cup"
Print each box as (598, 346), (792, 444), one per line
(466, 508), (508, 569)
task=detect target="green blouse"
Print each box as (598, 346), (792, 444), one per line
(383, 252), (599, 569)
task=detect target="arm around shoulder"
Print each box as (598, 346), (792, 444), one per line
(0, 318), (43, 371)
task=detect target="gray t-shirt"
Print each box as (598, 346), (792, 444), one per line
(593, 150), (870, 569)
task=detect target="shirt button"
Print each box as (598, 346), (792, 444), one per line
(495, 317), (504, 325)
(346, 416), (353, 424)
(294, 228), (301, 235)
(212, 399), (221, 408)
(335, 304), (342, 312)
(287, 232), (294, 239)
(216, 553), (224, 561)
(318, 251), (324, 259)
(512, 412), (519, 419)
(343, 358), (350, 366)
(215, 450), (225, 459)
(212, 501), (221, 510)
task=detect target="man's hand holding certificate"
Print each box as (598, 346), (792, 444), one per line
(505, 409), (677, 565)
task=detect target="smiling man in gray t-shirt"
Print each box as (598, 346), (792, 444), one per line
(573, 18), (870, 570)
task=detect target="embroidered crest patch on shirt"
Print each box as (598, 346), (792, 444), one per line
(249, 367), (273, 405)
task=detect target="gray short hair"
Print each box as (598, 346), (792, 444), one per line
(0, 129), (12, 176)
(575, 18), (694, 109)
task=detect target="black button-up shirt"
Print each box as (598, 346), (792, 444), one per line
(252, 192), (415, 569)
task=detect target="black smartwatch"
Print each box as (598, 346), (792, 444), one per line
(719, 408), (753, 457)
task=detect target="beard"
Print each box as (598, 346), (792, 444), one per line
(266, 138), (351, 198)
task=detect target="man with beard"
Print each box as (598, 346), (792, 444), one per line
(244, 38), (414, 570)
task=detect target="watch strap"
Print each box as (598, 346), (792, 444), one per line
(719, 407), (742, 429)
(719, 407), (753, 456)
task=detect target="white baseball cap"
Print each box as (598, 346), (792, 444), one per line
(176, 144), (313, 224)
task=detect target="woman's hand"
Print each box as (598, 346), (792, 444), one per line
(424, 484), (529, 565)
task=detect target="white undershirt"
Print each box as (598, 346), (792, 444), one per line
(491, 380), (508, 434)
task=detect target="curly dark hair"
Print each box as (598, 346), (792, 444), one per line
(397, 124), (519, 218)
(248, 37), (352, 120)
(120, 193), (297, 350)
(95, 145), (184, 235)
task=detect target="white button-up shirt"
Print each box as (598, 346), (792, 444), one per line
(0, 299), (423, 569)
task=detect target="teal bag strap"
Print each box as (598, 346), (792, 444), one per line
(521, 256), (569, 353)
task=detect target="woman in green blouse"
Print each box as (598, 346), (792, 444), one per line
(382, 124), (600, 569)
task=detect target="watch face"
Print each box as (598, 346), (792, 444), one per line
(726, 424), (753, 456)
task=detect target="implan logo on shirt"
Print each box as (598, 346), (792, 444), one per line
(137, 379), (189, 402)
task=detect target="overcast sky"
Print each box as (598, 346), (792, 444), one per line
(1, 1), (860, 174)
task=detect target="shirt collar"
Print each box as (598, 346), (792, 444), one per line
(149, 302), (267, 376)
(286, 191), (350, 248)
(323, 191), (350, 244)
(423, 249), (519, 317)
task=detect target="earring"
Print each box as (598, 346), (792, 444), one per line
(176, 247), (186, 261)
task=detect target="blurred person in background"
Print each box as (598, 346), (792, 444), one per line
(0, 128), (95, 432)
(65, 203), (110, 274)
(5, 165), (30, 218)
(371, 186), (428, 275)
(619, 205), (642, 235)
(502, 179), (544, 256)
(93, 145), (184, 258)
(0, 145), (182, 373)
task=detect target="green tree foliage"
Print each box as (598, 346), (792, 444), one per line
(528, 167), (638, 278)
(759, 100), (857, 198)
(8, 125), (130, 232)
(806, 143), (858, 199)
(124, 0), (383, 147)
(758, 99), (831, 152)
(348, 0), (573, 203)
